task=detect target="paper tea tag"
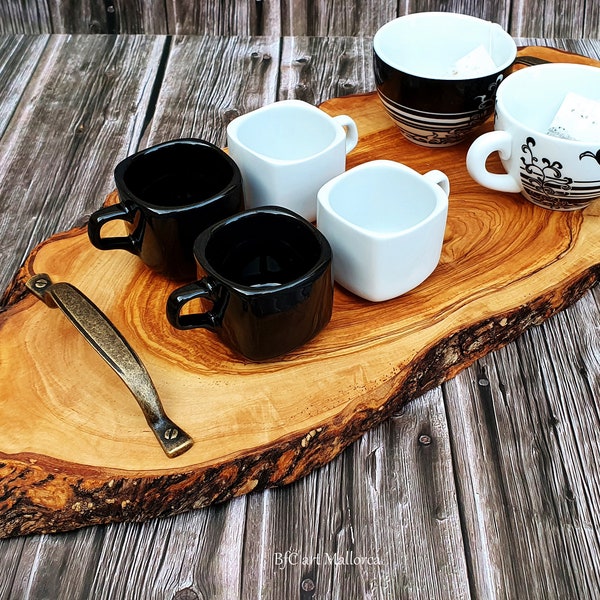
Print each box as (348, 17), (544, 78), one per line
(547, 92), (600, 142)
(446, 45), (497, 77)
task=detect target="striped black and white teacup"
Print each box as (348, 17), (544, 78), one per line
(373, 12), (516, 147)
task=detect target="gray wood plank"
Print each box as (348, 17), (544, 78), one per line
(257, 0), (284, 36)
(279, 36), (374, 103)
(2, 1), (595, 37)
(444, 292), (600, 598)
(165, 1), (267, 35)
(405, 0), (511, 32)
(82, 502), (247, 598)
(143, 36), (281, 148)
(241, 391), (471, 599)
(0, 35), (48, 137)
(0, 1), (52, 34)
(0, 34), (165, 298)
(585, 3), (600, 38)
(6, 528), (106, 600)
(281, 0), (397, 36)
(511, 0), (598, 38)
(165, 1), (247, 35)
(46, 0), (111, 33)
(46, 0), (168, 34)
(113, 0), (169, 34)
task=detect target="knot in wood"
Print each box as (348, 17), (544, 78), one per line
(251, 51), (272, 62)
(222, 109), (240, 126)
(173, 588), (199, 600)
(301, 578), (315, 592)
(418, 434), (432, 446)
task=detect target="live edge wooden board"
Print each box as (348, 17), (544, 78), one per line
(1, 47), (599, 539)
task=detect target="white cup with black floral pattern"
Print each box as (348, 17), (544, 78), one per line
(466, 63), (600, 211)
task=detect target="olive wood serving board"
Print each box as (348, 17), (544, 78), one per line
(1, 47), (599, 539)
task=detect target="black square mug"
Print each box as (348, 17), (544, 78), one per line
(87, 138), (244, 280)
(166, 206), (334, 361)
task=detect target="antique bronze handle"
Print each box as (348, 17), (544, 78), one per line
(26, 273), (193, 458)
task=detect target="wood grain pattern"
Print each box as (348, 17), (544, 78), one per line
(1, 47), (598, 539)
(0, 1), (598, 37)
(281, 0), (397, 36)
(0, 1), (52, 34)
(143, 36), (280, 148)
(447, 308), (600, 599)
(279, 37), (373, 103)
(0, 35), (48, 137)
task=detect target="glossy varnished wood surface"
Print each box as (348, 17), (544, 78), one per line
(0, 34), (599, 599)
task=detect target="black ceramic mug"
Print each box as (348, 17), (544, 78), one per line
(87, 139), (244, 280)
(166, 206), (334, 361)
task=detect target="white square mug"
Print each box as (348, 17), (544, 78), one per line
(317, 160), (450, 302)
(227, 99), (359, 221)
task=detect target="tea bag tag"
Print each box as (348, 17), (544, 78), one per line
(447, 44), (497, 77)
(547, 92), (600, 141)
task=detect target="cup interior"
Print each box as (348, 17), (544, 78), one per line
(203, 211), (324, 288)
(374, 12), (515, 79)
(121, 141), (235, 207)
(498, 64), (600, 136)
(326, 165), (438, 233)
(234, 104), (337, 160)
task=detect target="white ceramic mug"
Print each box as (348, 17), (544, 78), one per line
(316, 160), (449, 302)
(226, 99), (359, 221)
(466, 63), (600, 211)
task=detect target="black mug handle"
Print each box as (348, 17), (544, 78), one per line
(166, 278), (222, 331)
(513, 55), (551, 67)
(87, 203), (138, 253)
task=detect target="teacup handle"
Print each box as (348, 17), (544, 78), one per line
(166, 278), (222, 331)
(466, 130), (522, 193)
(87, 203), (138, 253)
(513, 55), (551, 67)
(333, 115), (359, 154)
(423, 170), (451, 197)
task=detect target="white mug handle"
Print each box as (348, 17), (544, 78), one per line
(333, 115), (359, 154)
(423, 169), (450, 197)
(466, 131), (522, 193)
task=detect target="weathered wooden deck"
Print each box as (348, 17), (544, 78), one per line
(0, 0), (599, 37)
(0, 4), (599, 598)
